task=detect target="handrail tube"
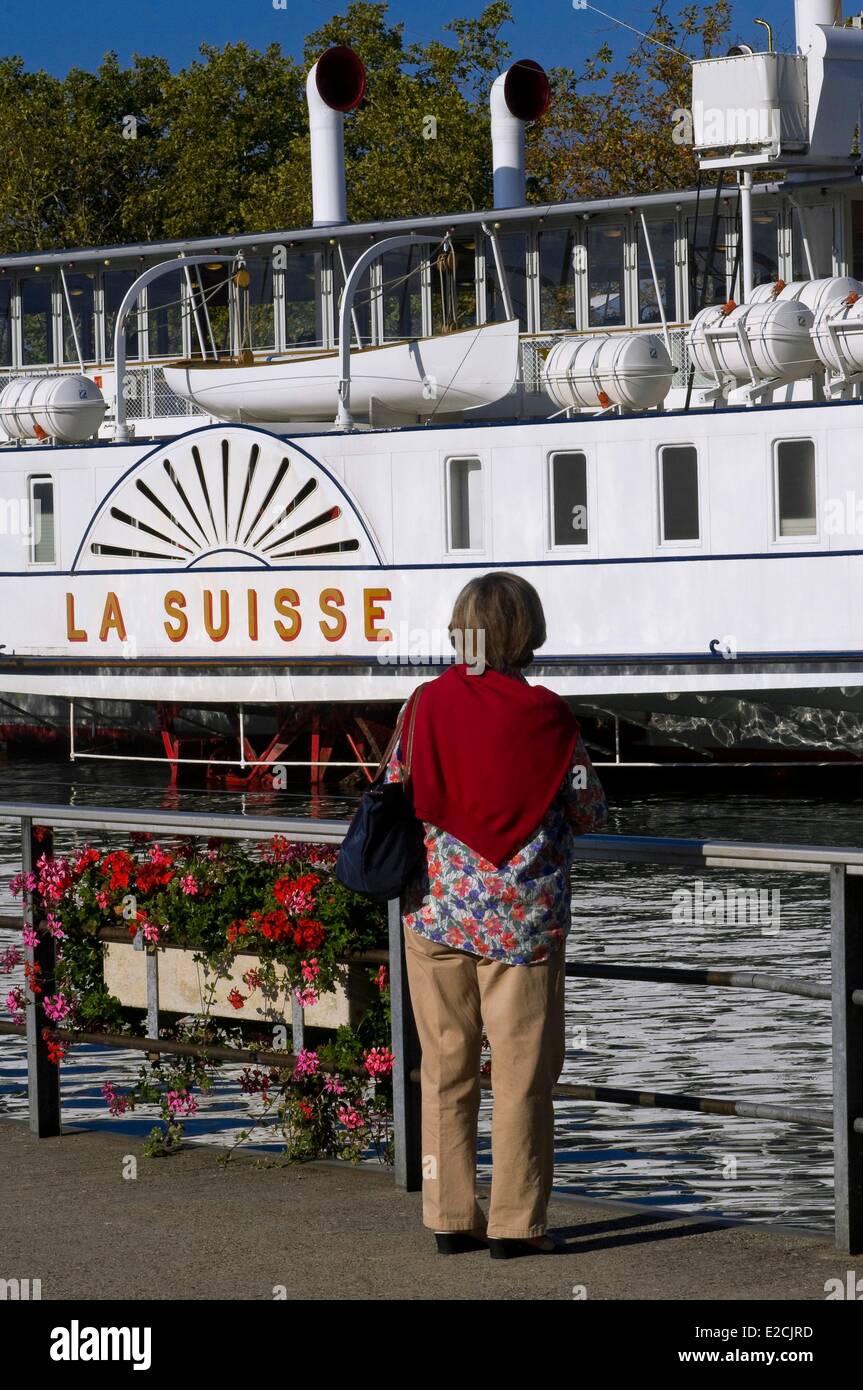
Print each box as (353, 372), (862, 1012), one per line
(334, 233), (442, 429)
(112, 255), (238, 441)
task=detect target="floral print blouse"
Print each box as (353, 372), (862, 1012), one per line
(383, 708), (608, 966)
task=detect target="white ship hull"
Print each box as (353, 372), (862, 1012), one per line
(2, 403), (863, 716)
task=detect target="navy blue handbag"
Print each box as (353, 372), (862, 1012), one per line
(335, 690), (425, 900)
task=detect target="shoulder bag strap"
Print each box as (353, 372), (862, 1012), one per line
(401, 685), (423, 792)
(372, 686), (423, 783)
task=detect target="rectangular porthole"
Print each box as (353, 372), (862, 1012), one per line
(448, 456), (483, 551)
(550, 452), (588, 546)
(659, 445), (699, 542)
(29, 475), (55, 564)
(775, 439), (816, 538)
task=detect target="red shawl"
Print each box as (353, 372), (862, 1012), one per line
(407, 664), (579, 867)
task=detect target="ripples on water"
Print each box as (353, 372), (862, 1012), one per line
(0, 758), (856, 1232)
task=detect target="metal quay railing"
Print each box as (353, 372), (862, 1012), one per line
(0, 802), (860, 1253)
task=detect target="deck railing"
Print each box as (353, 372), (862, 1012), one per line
(0, 803), (860, 1253)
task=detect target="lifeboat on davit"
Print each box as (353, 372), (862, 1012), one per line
(162, 317), (520, 424)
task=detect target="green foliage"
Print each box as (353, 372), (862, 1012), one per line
(0, 1), (735, 254)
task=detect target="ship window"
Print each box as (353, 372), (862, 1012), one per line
(282, 248), (323, 348)
(791, 205), (833, 280)
(61, 272), (97, 364)
(659, 445), (699, 542)
(852, 202), (863, 283)
(550, 452), (588, 546)
(775, 439), (816, 537)
(485, 232), (528, 331)
(240, 255), (275, 351)
(687, 213), (728, 314)
(104, 269), (140, 361)
(448, 456), (483, 551)
(29, 476), (55, 565)
(0, 279), (11, 367)
(334, 243), (372, 347)
(751, 210), (780, 287)
(432, 238), (477, 332)
(147, 270), (185, 358)
(186, 265), (231, 355)
(637, 220), (676, 324)
(20, 275), (54, 365)
(539, 228), (577, 331)
(382, 244), (425, 341)
(588, 223), (625, 327)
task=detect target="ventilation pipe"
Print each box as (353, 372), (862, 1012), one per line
(490, 59), (550, 208)
(794, 0), (840, 53)
(306, 46), (366, 227)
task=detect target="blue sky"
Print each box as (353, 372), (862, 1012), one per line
(0, 1), (802, 77)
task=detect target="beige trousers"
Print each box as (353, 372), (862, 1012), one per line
(403, 923), (566, 1239)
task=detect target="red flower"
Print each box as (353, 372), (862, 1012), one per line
(24, 961), (42, 996)
(100, 850), (135, 892)
(227, 988), (246, 1010)
(296, 919), (325, 950)
(73, 846), (101, 877)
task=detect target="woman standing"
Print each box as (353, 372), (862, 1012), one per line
(384, 571), (607, 1259)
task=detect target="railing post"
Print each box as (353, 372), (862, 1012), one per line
(23, 817), (61, 1137)
(830, 864), (863, 1254)
(388, 897), (422, 1190)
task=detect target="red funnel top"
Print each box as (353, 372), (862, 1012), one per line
(314, 46), (366, 112)
(503, 59), (550, 122)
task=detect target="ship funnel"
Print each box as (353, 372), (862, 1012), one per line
(306, 46), (366, 227)
(490, 59), (550, 208)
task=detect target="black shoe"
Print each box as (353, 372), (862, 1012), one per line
(434, 1231), (489, 1255)
(488, 1234), (560, 1259)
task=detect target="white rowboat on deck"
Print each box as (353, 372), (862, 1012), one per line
(163, 317), (520, 423)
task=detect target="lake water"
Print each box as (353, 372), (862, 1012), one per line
(0, 756), (854, 1234)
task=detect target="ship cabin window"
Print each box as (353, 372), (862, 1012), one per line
(447, 456), (483, 551)
(20, 274), (55, 365)
(539, 227), (577, 331)
(382, 244), (425, 341)
(28, 476), (55, 565)
(432, 237), (478, 332)
(0, 279), (12, 367)
(752, 210), (780, 287)
(147, 270), (185, 358)
(774, 439), (816, 538)
(659, 445), (699, 543)
(486, 232), (529, 331)
(282, 248), (323, 348)
(588, 223), (625, 327)
(104, 268), (140, 361)
(550, 452), (588, 546)
(334, 244), (372, 347)
(852, 202), (863, 283)
(241, 255), (275, 351)
(791, 205), (833, 280)
(187, 264), (232, 355)
(687, 213), (728, 315)
(61, 271), (98, 364)
(637, 220), (676, 325)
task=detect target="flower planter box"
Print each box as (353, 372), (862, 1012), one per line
(102, 940), (375, 1030)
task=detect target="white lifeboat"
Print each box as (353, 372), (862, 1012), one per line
(163, 318), (520, 424)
